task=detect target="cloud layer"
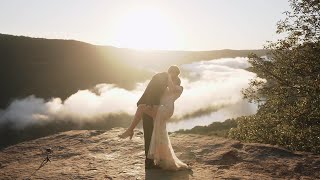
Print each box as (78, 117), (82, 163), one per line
(0, 57), (257, 129)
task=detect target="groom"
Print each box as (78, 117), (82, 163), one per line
(137, 65), (180, 169)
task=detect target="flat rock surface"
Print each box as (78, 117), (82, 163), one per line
(0, 128), (319, 179)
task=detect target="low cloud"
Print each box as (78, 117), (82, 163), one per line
(0, 57), (257, 129)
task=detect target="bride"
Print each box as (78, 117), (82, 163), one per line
(118, 73), (190, 171)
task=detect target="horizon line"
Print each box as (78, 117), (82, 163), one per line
(0, 32), (266, 52)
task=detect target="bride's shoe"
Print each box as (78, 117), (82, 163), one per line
(118, 130), (134, 140)
(186, 163), (193, 170)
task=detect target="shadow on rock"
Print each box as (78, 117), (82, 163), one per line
(205, 149), (242, 166)
(244, 144), (303, 159)
(145, 169), (193, 180)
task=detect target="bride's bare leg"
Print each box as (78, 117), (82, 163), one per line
(119, 104), (157, 139)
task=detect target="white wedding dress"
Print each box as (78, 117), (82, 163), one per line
(147, 87), (189, 170)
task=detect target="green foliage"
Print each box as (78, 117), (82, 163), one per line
(175, 119), (237, 138)
(229, 0), (320, 153)
(277, 0), (320, 44)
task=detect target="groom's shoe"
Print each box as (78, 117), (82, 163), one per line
(145, 163), (161, 169)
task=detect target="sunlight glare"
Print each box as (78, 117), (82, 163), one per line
(111, 7), (180, 50)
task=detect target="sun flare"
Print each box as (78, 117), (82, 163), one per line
(110, 7), (181, 50)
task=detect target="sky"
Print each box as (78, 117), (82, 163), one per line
(0, 0), (290, 50)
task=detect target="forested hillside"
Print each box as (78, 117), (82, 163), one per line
(0, 34), (267, 108)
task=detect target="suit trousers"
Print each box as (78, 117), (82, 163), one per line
(142, 113), (154, 165)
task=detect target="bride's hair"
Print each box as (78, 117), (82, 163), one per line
(174, 77), (183, 93)
(173, 77), (181, 86)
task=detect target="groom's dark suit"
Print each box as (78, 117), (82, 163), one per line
(137, 72), (168, 168)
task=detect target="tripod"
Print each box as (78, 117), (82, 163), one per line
(25, 148), (53, 179)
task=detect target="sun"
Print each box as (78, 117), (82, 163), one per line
(110, 7), (181, 50)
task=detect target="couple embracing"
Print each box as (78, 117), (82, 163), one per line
(118, 65), (191, 171)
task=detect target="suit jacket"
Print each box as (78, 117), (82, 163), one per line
(137, 72), (168, 106)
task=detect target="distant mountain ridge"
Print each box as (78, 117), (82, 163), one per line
(0, 34), (267, 108)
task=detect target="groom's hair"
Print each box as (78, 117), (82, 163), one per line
(168, 65), (180, 75)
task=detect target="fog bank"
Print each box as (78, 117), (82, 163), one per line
(0, 57), (257, 129)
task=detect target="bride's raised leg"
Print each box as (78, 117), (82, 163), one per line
(118, 104), (157, 139)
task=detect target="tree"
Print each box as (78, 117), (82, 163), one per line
(229, 0), (320, 153)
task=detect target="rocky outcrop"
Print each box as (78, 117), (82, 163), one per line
(0, 128), (319, 179)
